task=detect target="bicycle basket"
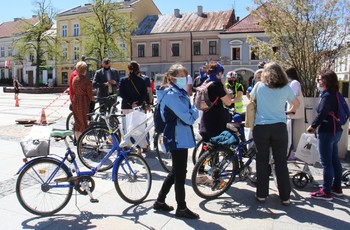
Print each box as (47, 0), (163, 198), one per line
(20, 125), (52, 158)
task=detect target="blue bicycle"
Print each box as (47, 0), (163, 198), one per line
(191, 123), (257, 199)
(15, 114), (152, 216)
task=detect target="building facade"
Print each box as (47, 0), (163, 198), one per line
(55, 0), (160, 86)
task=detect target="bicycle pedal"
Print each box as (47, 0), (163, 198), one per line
(90, 198), (99, 203)
(54, 177), (68, 182)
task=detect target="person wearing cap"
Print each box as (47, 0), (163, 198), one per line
(225, 71), (244, 114)
(92, 58), (120, 113)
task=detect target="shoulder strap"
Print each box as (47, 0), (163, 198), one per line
(129, 78), (140, 96)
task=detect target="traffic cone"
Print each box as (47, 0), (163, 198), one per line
(40, 108), (48, 125)
(15, 96), (19, 107)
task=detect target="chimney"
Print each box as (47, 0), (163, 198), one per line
(174, 9), (181, 18)
(236, 16), (240, 22)
(14, 18), (21, 22)
(32, 15), (37, 18)
(197, 5), (203, 17)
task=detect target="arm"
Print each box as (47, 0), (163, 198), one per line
(307, 95), (332, 132)
(164, 94), (198, 126)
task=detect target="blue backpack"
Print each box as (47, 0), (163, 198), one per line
(329, 92), (350, 126)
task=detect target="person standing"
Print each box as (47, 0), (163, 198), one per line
(92, 58), (119, 113)
(71, 61), (94, 140)
(153, 63), (199, 219)
(13, 77), (22, 100)
(225, 71), (244, 115)
(199, 61), (232, 142)
(250, 62), (299, 205)
(307, 69), (344, 200)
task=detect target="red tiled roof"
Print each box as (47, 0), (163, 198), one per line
(0, 17), (39, 38)
(223, 6), (265, 34)
(134, 10), (235, 35)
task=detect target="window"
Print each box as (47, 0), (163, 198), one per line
(171, 43), (180, 56)
(62, 72), (68, 84)
(8, 47), (13, 57)
(73, 24), (79, 37)
(119, 70), (126, 77)
(251, 47), (259, 60)
(272, 46), (280, 54)
(62, 47), (67, 60)
(232, 47), (241, 60)
(73, 46), (79, 60)
(193, 41), (201, 55)
(62, 25), (67, 37)
(29, 53), (34, 62)
(345, 56), (348, 72)
(0, 47), (4, 57)
(138, 44), (145, 57)
(152, 43), (159, 57)
(209, 41), (217, 55)
(107, 25), (112, 34)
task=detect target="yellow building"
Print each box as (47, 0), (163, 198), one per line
(55, 0), (160, 85)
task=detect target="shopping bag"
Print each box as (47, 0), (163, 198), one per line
(123, 110), (148, 148)
(20, 125), (52, 158)
(295, 133), (320, 165)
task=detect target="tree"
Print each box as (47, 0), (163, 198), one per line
(249, 0), (350, 96)
(14, 0), (57, 85)
(80, 0), (137, 62)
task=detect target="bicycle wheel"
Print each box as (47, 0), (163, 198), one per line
(66, 112), (75, 141)
(114, 153), (152, 204)
(192, 139), (204, 165)
(154, 132), (172, 172)
(192, 146), (238, 200)
(16, 158), (73, 216)
(77, 126), (116, 172)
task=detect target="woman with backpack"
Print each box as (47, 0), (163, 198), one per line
(199, 61), (233, 142)
(307, 69), (344, 200)
(153, 63), (199, 219)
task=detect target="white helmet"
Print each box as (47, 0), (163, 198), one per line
(226, 71), (237, 79)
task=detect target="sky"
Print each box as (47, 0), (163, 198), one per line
(0, 0), (256, 24)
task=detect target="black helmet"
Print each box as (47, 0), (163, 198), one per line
(258, 61), (266, 69)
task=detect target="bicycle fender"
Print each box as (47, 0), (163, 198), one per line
(16, 156), (72, 177)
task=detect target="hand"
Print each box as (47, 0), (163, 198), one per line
(109, 80), (116, 84)
(306, 125), (315, 133)
(131, 102), (138, 108)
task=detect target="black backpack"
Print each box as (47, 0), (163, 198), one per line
(154, 93), (167, 133)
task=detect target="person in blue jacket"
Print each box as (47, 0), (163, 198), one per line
(153, 63), (199, 219)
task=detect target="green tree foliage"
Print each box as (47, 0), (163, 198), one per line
(80, 0), (137, 62)
(249, 0), (350, 96)
(14, 0), (57, 85)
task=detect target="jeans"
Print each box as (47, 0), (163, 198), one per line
(253, 123), (291, 201)
(318, 131), (343, 193)
(156, 149), (188, 209)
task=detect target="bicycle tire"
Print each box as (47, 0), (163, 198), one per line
(192, 139), (204, 165)
(114, 153), (152, 204)
(154, 132), (172, 172)
(16, 158), (73, 216)
(66, 112), (75, 141)
(77, 126), (121, 172)
(192, 146), (238, 200)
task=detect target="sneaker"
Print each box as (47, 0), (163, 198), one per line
(331, 187), (344, 197)
(175, 208), (200, 219)
(282, 199), (291, 206)
(153, 201), (174, 212)
(310, 189), (333, 201)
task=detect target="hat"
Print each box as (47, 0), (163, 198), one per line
(232, 113), (242, 124)
(226, 71), (237, 79)
(102, 58), (110, 64)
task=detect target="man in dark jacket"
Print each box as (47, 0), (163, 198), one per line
(92, 58), (119, 113)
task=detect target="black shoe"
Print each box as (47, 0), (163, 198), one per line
(153, 201), (174, 212)
(175, 208), (200, 219)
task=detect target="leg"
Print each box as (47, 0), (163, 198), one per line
(253, 125), (271, 199)
(318, 132), (335, 193)
(331, 131), (343, 190)
(172, 149), (188, 210)
(270, 123), (291, 201)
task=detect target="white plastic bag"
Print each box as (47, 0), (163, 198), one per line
(20, 126), (52, 158)
(122, 110), (148, 148)
(295, 133), (320, 165)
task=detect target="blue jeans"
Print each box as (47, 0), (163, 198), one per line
(318, 131), (343, 193)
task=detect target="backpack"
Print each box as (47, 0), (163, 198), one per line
(329, 92), (350, 126)
(153, 93), (167, 133)
(194, 81), (218, 111)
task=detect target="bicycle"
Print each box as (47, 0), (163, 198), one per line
(66, 94), (119, 140)
(191, 123), (257, 199)
(77, 104), (172, 173)
(15, 115), (152, 216)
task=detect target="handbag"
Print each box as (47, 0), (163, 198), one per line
(287, 87), (304, 119)
(245, 99), (256, 129)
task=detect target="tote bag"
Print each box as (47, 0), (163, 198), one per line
(295, 133), (320, 165)
(245, 99), (256, 129)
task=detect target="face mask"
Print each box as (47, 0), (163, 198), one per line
(104, 67), (110, 71)
(317, 83), (325, 92)
(228, 80), (234, 84)
(175, 77), (187, 89)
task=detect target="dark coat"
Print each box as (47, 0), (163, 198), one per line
(92, 68), (119, 98)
